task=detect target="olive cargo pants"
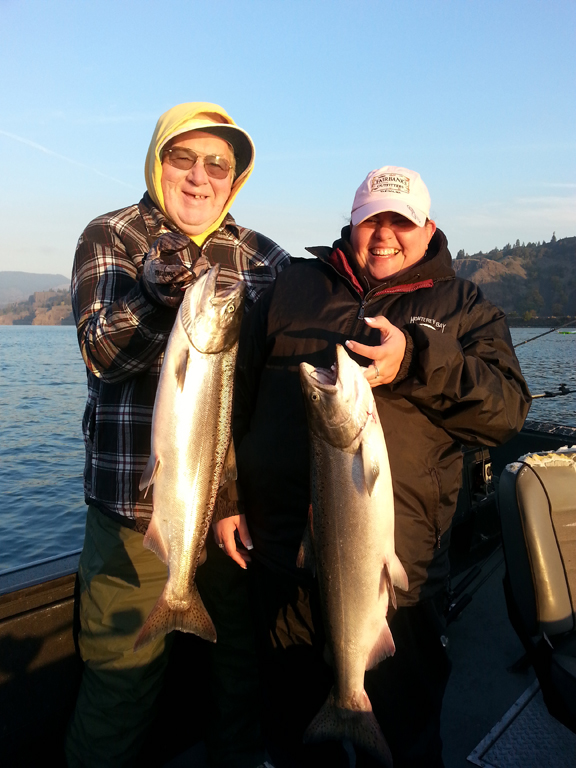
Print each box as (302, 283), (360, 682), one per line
(65, 506), (264, 768)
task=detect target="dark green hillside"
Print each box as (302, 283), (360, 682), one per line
(453, 235), (576, 319)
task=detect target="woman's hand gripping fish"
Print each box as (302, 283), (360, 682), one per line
(134, 264), (245, 650)
(298, 344), (408, 766)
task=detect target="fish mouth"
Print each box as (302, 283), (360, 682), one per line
(300, 362), (337, 391)
(212, 279), (245, 304)
(300, 344), (355, 393)
(300, 347), (362, 444)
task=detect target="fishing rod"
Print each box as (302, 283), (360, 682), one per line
(513, 320), (575, 400)
(513, 318), (576, 349)
(531, 383), (573, 400)
(514, 320), (576, 400)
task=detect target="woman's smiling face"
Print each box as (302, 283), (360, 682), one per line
(350, 211), (436, 281)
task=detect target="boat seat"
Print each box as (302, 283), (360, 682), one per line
(498, 447), (576, 734)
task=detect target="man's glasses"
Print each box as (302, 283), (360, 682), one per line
(162, 148), (234, 179)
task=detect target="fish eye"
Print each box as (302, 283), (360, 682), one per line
(311, 393), (320, 402)
(227, 303), (235, 313)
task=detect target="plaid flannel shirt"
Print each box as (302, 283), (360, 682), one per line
(72, 193), (290, 529)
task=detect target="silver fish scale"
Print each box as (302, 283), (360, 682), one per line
(311, 431), (393, 705)
(156, 340), (238, 607)
(135, 267), (245, 648)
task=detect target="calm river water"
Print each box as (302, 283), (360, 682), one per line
(0, 325), (574, 573)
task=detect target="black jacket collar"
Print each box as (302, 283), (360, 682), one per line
(306, 226), (454, 295)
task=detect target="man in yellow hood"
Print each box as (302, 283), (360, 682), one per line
(67, 103), (289, 768)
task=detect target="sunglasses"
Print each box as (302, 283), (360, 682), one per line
(162, 148), (234, 179)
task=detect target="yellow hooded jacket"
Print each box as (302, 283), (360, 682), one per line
(144, 102), (255, 246)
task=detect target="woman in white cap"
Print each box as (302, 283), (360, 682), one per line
(215, 166), (530, 767)
(67, 102), (289, 768)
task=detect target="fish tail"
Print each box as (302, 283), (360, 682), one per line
(134, 584), (217, 651)
(304, 690), (392, 767)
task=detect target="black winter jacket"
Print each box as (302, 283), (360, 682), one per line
(234, 228), (531, 605)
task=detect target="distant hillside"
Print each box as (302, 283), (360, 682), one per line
(0, 289), (73, 326)
(2, 239), (574, 325)
(0, 271), (70, 307)
(453, 235), (576, 319)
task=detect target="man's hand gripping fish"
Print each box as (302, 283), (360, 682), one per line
(298, 344), (408, 766)
(134, 265), (245, 650)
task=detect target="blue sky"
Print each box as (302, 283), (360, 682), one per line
(1, 0), (575, 276)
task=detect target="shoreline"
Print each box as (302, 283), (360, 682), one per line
(506, 316), (576, 328)
(2, 317), (575, 329)
(1, 321), (575, 329)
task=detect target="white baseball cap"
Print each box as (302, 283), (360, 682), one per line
(351, 166), (431, 227)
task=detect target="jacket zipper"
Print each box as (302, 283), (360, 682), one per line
(357, 275), (374, 319)
(321, 257), (405, 325)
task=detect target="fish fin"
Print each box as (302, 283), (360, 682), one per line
(142, 514), (169, 564)
(379, 557), (409, 611)
(296, 505), (316, 575)
(360, 440), (380, 496)
(176, 348), (189, 391)
(219, 439), (237, 487)
(304, 689), (392, 767)
(380, 561), (396, 609)
(139, 456), (161, 496)
(134, 583), (217, 651)
(390, 553), (409, 592)
(366, 619), (396, 669)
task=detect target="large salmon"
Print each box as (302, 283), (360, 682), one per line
(298, 344), (408, 765)
(134, 264), (245, 650)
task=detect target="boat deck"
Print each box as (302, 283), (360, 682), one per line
(162, 544), (576, 768)
(2, 552), (575, 768)
(2, 422), (576, 766)
(441, 548), (576, 767)
(2, 536), (575, 768)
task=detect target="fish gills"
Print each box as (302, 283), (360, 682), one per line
(134, 265), (245, 650)
(299, 344), (408, 766)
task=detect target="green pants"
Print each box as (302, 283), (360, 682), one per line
(66, 506), (264, 768)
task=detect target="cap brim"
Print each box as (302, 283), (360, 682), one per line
(199, 125), (254, 179)
(351, 198), (428, 227)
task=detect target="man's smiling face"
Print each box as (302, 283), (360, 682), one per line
(350, 211), (436, 281)
(160, 131), (234, 236)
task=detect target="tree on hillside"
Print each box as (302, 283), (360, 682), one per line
(522, 287), (544, 317)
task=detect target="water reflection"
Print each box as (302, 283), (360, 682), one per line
(0, 325), (574, 573)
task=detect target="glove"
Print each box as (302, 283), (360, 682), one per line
(141, 232), (196, 307)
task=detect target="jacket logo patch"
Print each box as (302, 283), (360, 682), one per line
(371, 173), (410, 195)
(410, 316), (446, 333)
